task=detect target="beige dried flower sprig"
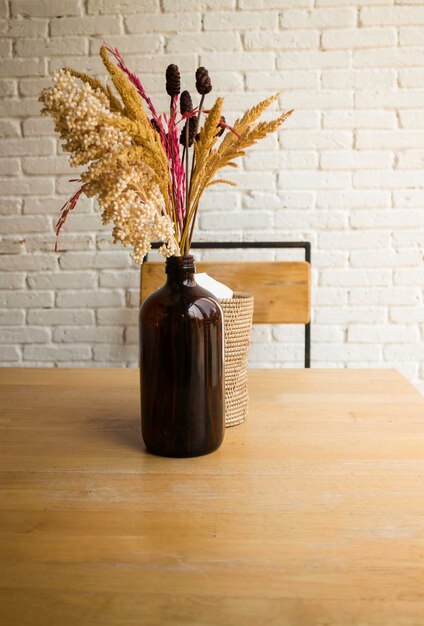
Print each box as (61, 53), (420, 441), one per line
(39, 46), (292, 262)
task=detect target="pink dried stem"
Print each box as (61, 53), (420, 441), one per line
(184, 122), (190, 225)
(218, 119), (241, 139)
(174, 110), (187, 232)
(164, 107), (185, 234)
(54, 182), (86, 252)
(200, 111), (241, 139)
(105, 45), (161, 124)
(178, 110), (199, 123)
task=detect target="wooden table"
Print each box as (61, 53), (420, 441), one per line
(1, 368), (424, 626)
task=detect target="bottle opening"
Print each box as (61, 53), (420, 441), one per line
(165, 255), (196, 275)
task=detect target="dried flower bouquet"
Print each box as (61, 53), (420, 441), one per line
(39, 46), (292, 263)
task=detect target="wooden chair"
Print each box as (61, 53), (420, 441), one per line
(140, 241), (311, 368)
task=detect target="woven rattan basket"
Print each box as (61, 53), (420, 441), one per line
(219, 292), (254, 428)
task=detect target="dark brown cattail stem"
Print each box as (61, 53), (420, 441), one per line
(169, 95), (175, 122)
(183, 94), (206, 255)
(187, 195), (203, 252)
(187, 95), (205, 207)
(187, 206), (197, 252)
(182, 68), (212, 253)
(193, 95), (205, 142)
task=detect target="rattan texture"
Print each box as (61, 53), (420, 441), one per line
(219, 292), (254, 428)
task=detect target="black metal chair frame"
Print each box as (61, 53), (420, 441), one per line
(147, 241), (311, 368)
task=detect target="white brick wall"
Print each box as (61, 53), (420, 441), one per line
(1, 0), (424, 392)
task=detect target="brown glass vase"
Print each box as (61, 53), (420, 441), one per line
(139, 255), (224, 457)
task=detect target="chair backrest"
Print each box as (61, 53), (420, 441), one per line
(140, 260), (311, 324)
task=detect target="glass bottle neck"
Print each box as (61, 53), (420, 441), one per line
(165, 255), (196, 286)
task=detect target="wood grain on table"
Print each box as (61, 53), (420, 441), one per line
(1, 368), (424, 626)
